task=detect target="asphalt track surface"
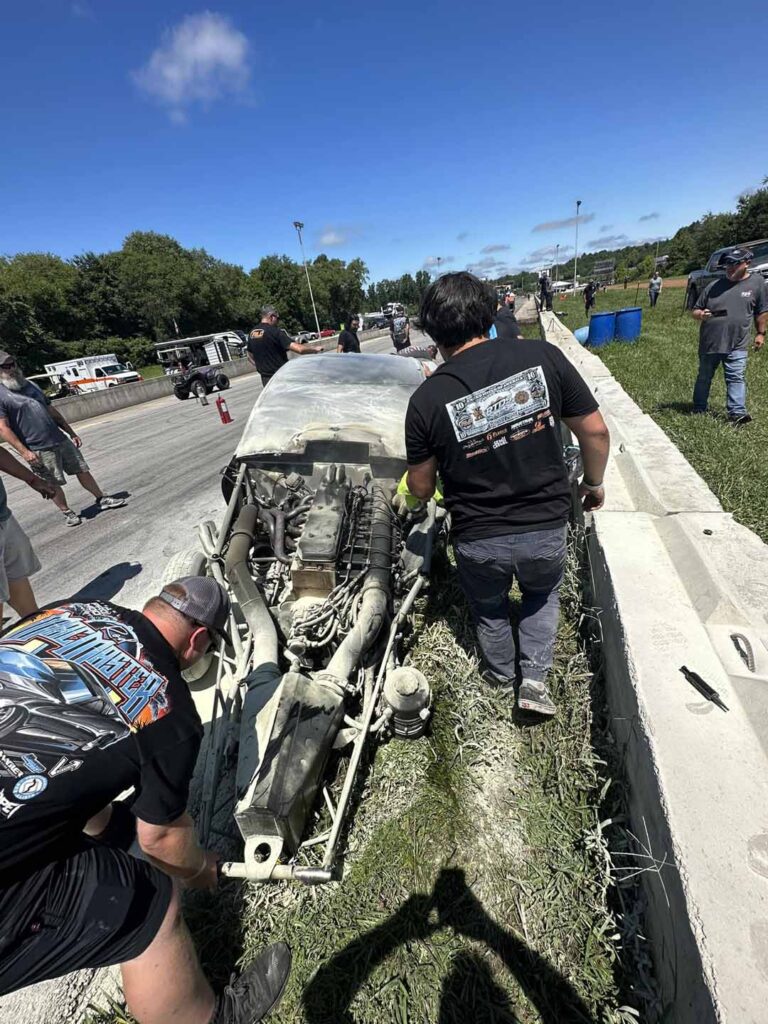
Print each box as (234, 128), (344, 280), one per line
(4, 332), (413, 622)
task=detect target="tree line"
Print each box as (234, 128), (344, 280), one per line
(0, 232), (376, 372)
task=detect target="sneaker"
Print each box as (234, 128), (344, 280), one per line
(213, 942), (292, 1023)
(517, 679), (557, 716)
(63, 509), (82, 527)
(97, 495), (126, 510)
(729, 414), (752, 427)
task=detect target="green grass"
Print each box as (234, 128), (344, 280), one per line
(89, 542), (650, 1024)
(137, 364), (164, 379)
(550, 287), (768, 543)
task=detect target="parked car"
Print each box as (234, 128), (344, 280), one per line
(686, 239), (768, 308)
(172, 364), (231, 401)
(319, 329), (336, 338)
(294, 331), (318, 343)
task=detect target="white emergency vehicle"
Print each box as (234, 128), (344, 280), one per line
(43, 354), (142, 394)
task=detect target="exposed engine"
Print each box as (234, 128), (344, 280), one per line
(209, 461), (440, 884)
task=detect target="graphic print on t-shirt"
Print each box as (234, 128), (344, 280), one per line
(445, 366), (551, 457)
(0, 603), (172, 773)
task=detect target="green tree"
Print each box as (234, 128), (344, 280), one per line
(0, 296), (60, 370)
(0, 253), (81, 340)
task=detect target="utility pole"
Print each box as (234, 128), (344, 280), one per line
(573, 199), (582, 292)
(554, 244), (560, 285)
(436, 256), (442, 278)
(292, 221), (322, 340)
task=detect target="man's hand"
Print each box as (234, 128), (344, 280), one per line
(71, 434), (82, 448)
(27, 476), (55, 499)
(754, 333), (765, 351)
(579, 482), (605, 512)
(183, 850), (220, 891)
(692, 309), (712, 321)
(20, 449), (40, 465)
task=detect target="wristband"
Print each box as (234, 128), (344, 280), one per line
(581, 480), (603, 492)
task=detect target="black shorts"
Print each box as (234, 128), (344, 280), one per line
(0, 839), (172, 996)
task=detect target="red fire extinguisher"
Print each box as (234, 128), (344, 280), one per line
(215, 396), (233, 424)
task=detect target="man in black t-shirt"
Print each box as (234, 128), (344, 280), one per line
(337, 315), (362, 353)
(493, 293), (523, 342)
(406, 272), (609, 716)
(0, 577), (291, 1023)
(247, 305), (322, 387)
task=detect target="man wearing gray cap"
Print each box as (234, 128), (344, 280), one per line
(247, 306), (322, 388)
(0, 576), (291, 1024)
(692, 247), (768, 425)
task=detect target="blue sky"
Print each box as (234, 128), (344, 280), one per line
(2, 0), (767, 282)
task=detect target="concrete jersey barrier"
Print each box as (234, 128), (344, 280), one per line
(539, 310), (768, 1024)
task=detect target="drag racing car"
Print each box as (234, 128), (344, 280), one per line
(163, 353), (446, 885)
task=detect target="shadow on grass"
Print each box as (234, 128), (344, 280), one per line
(302, 867), (597, 1024)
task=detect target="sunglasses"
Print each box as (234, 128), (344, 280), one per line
(0, 361), (16, 370)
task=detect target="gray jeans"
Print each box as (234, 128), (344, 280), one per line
(454, 526), (567, 683)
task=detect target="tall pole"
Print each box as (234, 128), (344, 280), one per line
(573, 199), (582, 292)
(436, 256), (442, 278)
(293, 221), (322, 340)
(555, 244), (559, 285)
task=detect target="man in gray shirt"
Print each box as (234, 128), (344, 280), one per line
(0, 352), (126, 526)
(648, 272), (662, 308)
(692, 248), (768, 425)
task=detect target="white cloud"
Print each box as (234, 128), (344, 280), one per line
(587, 234), (630, 248)
(480, 243), (511, 254)
(71, 2), (93, 18)
(456, 231), (469, 242)
(132, 12), (250, 120)
(318, 229), (347, 247)
(638, 212), (660, 222)
(533, 213), (594, 233)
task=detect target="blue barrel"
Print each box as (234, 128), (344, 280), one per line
(615, 307), (642, 343)
(587, 311), (616, 348)
(573, 326), (589, 345)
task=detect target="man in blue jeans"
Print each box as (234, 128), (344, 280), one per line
(692, 247), (768, 425)
(405, 272), (610, 716)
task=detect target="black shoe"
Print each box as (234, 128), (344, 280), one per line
(729, 414), (752, 427)
(214, 943), (292, 1023)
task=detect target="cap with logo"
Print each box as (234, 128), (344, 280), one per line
(261, 305), (279, 317)
(158, 576), (232, 645)
(720, 247), (754, 266)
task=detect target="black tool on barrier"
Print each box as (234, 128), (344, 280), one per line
(679, 665), (729, 712)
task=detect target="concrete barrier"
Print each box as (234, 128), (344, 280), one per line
(52, 328), (394, 425)
(539, 311), (768, 1024)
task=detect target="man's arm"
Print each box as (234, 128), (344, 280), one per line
(754, 286), (768, 349)
(563, 410), (610, 511)
(137, 813), (218, 890)
(0, 416), (39, 463)
(406, 457), (438, 501)
(0, 447), (55, 496)
(289, 341), (322, 355)
(47, 405), (81, 445)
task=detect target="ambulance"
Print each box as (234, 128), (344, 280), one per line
(43, 355), (143, 394)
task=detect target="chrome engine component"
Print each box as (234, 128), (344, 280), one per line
(382, 666), (432, 739)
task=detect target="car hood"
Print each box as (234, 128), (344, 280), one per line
(235, 353), (427, 462)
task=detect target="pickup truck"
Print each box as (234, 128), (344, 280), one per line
(686, 239), (768, 307)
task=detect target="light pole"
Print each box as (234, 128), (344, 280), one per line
(292, 221), (322, 340)
(573, 199), (582, 292)
(554, 244), (560, 285)
(436, 256), (442, 278)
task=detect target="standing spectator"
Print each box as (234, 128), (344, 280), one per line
(0, 352), (126, 529)
(584, 281), (598, 317)
(390, 315), (411, 351)
(337, 315), (361, 353)
(624, 277), (629, 290)
(247, 306), (321, 388)
(538, 273), (553, 312)
(691, 247), (768, 425)
(493, 293), (523, 342)
(648, 271), (663, 307)
(0, 448), (55, 626)
(0, 576), (291, 1021)
(405, 273), (610, 716)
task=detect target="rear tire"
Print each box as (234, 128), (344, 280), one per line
(215, 374), (230, 391)
(174, 388), (190, 401)
(191, 380), (207, 399)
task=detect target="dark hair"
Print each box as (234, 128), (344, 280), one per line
(419, 272), (496, 350)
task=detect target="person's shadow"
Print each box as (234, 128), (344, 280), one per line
(302, 868), (597, 1024)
